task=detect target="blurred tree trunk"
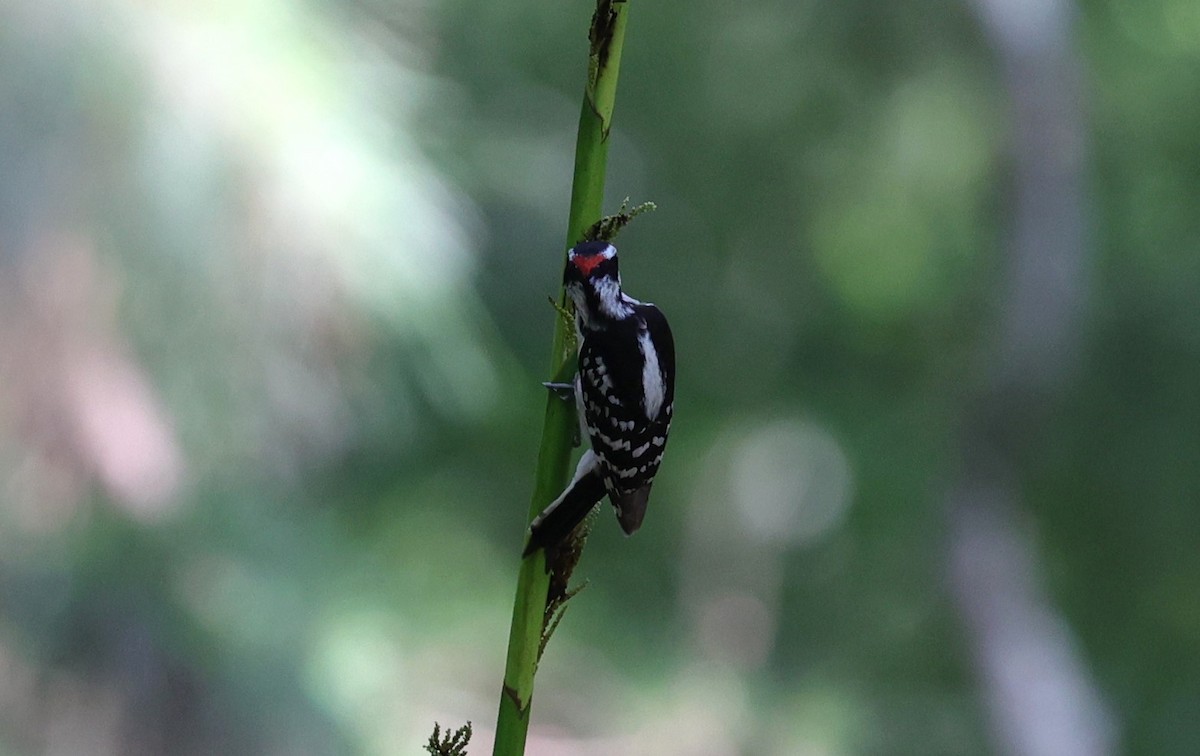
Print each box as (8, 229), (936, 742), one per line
(947, 0), (1115, 754)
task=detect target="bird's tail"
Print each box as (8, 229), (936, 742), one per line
(611, 486), (650, 535)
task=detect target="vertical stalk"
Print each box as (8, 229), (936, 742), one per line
(492, 3), (630, 754)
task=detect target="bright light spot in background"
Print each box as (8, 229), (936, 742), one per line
(1108, 0), (1200, 54)
(306, 610), (409, 754)
(889, 71), (994, 193)
(175, 554), (305, 648)
(678, 415), (853, 720)
(0, 1), (505, 529)
(1163, 0), (1200, 50)
(811, 193), (935, 319)
(1, 238), (186, 530)
(622, 663), (748, 756)
(810, 68), (993, 321)
(972, 0), (1070, 55)
(68, 349), (183, 519)
(696, 591), (775, 669)
(766, 684), (867, 756)
(731, 419), (853, 547)
(128, 0), (497, 428)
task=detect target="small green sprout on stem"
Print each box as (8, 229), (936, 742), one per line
(585, 198), (656, 243)
(537, 505), (599, 661)
(547, 296), (577, 355)
(424, 722), (472, 756)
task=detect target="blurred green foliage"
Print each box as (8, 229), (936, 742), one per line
(0, 0), (1197, 754)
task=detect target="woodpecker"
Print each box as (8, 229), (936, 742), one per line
(525, 240), (675, 556)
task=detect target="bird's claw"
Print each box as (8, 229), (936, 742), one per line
(542, 381), (575, 401)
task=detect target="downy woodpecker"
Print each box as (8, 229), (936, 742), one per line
(525, 241), (675, 555)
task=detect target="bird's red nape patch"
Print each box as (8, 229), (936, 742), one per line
(572, 253), (605, 276)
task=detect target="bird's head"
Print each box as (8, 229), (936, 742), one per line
(563, 241), (625, 327)
(565, 240), (619, 285)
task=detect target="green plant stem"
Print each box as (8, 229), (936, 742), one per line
(492, 3), (630, 755)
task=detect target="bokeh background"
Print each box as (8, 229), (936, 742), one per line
(1, 0), (1197, 754)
